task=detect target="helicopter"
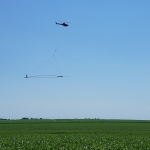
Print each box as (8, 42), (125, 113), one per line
(55, 22), (69, 27)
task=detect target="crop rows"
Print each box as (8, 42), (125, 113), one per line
(0, 120), (150, 149)
(1, 134), (150, 149)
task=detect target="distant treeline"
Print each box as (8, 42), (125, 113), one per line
(22, 117), (43, 120)
(0, 118), (10, 120)
(0, 117), (99, 120)
(0, 118), (43, 120)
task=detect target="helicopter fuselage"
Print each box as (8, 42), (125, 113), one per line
(55, 22), (68, 27)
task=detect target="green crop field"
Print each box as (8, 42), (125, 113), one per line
(0, 119), (150, 149)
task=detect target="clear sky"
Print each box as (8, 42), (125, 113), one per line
(0, 1), (150, 120)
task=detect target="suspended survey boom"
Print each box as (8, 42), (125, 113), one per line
(24, 22), (69, 79)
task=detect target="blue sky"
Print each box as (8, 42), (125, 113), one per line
(0, 1), (150, 120)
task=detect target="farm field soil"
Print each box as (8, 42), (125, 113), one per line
(0, 119), (150, 149)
